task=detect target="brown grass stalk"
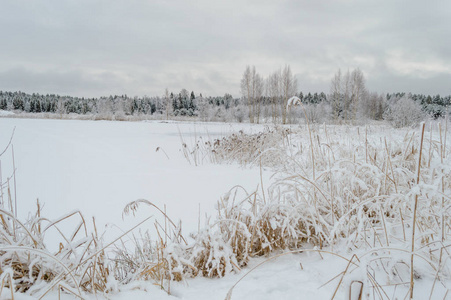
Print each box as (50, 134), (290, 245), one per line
(410, 122), (426, 299)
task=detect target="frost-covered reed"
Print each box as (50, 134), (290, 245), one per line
(199, 123), (451, 299)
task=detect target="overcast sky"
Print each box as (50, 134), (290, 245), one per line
(0, 0), (450, 98)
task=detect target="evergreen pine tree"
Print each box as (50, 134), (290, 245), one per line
(313, 93), (319, 104)
(299, 92), (304, 102)
(171, 93), (178, 112)
(12, 96), (24, 110)
(0, 99), (7, 110)
(29, 99), (35, 112)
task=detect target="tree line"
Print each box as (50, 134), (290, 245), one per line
(0, 67), (450, 126)
(0, 90), (240, 121)
(240, 65), (450, 126)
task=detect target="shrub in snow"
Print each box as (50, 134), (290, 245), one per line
(297, 102), (332, 124)
(384, 96), (425, 128)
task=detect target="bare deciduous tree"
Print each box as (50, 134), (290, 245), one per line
(254, 73), (264, 123)
(281, 65), (297, 124)
(241, 66), (254, 123)
(267, 70), (281, 123)
(164, 88), (171, 120)
(329, 68), (368, 123)
(241, 66), (264, 123)
(360, 92), (385, 120)
(349, 68), (367, 122)
(329, 69), (342, 121)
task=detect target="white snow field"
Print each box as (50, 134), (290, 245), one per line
(0, 118), (450, 300)
(0, 119), (271, 233)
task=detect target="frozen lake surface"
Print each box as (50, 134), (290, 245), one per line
(0, 118), (271, 241)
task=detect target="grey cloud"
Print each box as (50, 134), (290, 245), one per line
(0, 0), (450, 97)
(368, 72), (451, 96)
(0, 68), (130, 97)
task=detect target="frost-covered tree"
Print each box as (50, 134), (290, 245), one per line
(299, 101), (332, 124)
(0, 98), (8, 110)
(164, 88), (172, 119)
(12, 95), (24, 110)
(241, 66), (253, 122)
(267, 70), (281, 123)
(328, 68), (368, 123)
(240, 66), (264, 123)
(96, 97), (113, 118)
(254, 73), (264, 123)
(281, 65), (297, 124)
(349, 68), (367, 122)
(329, 69), (342, 121)
(196, 95), (209, 121)
(56, 98), (66, 115)
(360, 92), (385, 120)
(223, 93), (233, 110)
(384, 96), (425, 128)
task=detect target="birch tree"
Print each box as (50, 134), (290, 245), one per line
(329, 68), (368, 123)
(240, 66), (264, 123)
(254, 72), (264, 123)
(267, 69), (281, 123)
(349, 68), (366, 122)
(164, 88), (172, 120)
(329, 69), (342, 121)
(241, 66), (254, 123)
(281, 65), (297, 124)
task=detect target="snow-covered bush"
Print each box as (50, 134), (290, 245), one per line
(300, 102), (332, 124)
(384, 96), (425, 128)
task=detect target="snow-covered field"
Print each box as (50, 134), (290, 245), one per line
(0, 118), (450, 300)
(0, 118), (272, 239)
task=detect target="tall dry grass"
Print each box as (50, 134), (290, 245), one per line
(0, 133), (157, 298)
(224, 123), (449, 299)
(180, 122), (450, 298)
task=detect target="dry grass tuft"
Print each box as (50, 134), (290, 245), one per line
(181, 122), (451, 299)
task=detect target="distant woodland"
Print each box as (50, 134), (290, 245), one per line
(1, 67), (449, 127)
